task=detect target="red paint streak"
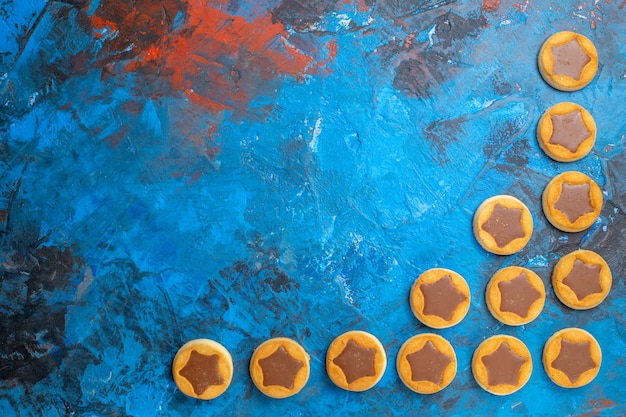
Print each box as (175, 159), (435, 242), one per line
(325, 39), (338, 61)
(578, 397), (619, 417)
(348, 0), (372, 13)
(513, 0), (532, 12)
(620, 0), (626, 8)
(90, 15), (118, 39)
(89, 1), (335, 114)
(482, 0), (501, 11)
(161, 2), (323, 114)
(101, 126), (129, 148)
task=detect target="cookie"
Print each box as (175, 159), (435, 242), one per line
(410, 268), (470, 329)
(473, 195), (533, 255)
(543, 328), (601, 388)
(537, 102), (596, 162)
(472, 335), (532, 396)
(249, 337), (310, 398)
(172, 338), (234, 400)
(542, 171), (602, 232)
(396, 333), (457, 394)
(552, 250), (612, 310)
(485, 266), (545, 326)
(538, 31), (598, 91)
(326, 330), (387, 392)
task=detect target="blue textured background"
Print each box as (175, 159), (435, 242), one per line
(1, 0), (625, 415)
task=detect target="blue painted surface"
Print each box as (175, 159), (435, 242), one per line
(1, 0), (625, 416)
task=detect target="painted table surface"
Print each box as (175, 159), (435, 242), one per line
(1, 0), (625, 416)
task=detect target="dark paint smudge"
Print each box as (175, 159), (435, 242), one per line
(88, 0), (187, 71)
(483, 116), (527, 159)
(423, 117), (466, 164)
(272, 0), (341, 32)
(1, 243), (84, 387)
(393, 11), (487, 99)
(377, 0), (456, 19)
(500, 137), (530, 168)
(88, 0), (335, 115)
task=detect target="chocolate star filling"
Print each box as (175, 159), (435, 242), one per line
(498, 272), (541, 318)
(481, 204), (525, 248)
(551, 339), (596, 383)
(562, 259), (603, 301)
(420, 275), (467, 321)
(549, 110), (590, 153)
(406, 341), (452, 385)
(179, 350), (224, 395)
(258, 346), (303, 389)
(332, 339), (377, 384)
(553, 182), (594, 223)
(551, 39), (591, 81)
(481, 342), (527, 386)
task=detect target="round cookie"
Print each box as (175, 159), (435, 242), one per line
(410, 268), (470, 329)
(486, 266), (545, 326)
(473, 195), (533, 255)
(552, 250), (612, 310)
(538, 31), (598, 91)
(396, 333), (457, 394)
(249, 337), (310, 398)
(172, 338), (233, 400)
(326, 330), (387, 392)
(472, 335), (532, 396)
(537, 102), (596, 162)
(543, 328), (601, 388)
(542, 171), (602, 232)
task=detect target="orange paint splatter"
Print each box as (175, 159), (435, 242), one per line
(513, 0), (532, 12)
(159, 1), (336, 114)
(90, 0), (334, 114)
(482, 0), (501, 11)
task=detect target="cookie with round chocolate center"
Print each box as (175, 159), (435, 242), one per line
(249, 337), (310, 398)
(486, 266), (545, 326)
(537, 102), (596, 162)
(542, 171), (602, 232)
(543, 328), (601, 388)
(472, 335), (532, 396)
(172, 338), (234, 400)
(552, 250), (611, 310)
(410, 268), (470, 329)
(473, 195), (533, 255)
(538, 31), (598, 91)
(326, 330), (387, 392)
(396, 333), (457, 394)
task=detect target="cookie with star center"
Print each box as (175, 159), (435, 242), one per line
(537, 102), (596, 162)
(472, 335), (532, 395)
(172, 338), (234, 400)
(410, 268), (471, 329)
(543, 328), (601, 388)
(538, 31), (598, 91)
(473, 195), (533, 255)
(326, 330), (387, 391)
(486, 266), (546, 326)
(249, 337), (310, 398)
(542, 171), (602, 232)
(396, 333), (457, 394)
(552, 249), (612, 310)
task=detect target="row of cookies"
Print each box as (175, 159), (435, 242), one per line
(411, 252), (611, 332)
(473, 32), (602, 256)
(472, 171), (603, 257)
(537, 32), (598, 161)
(171, 326), (601, 400)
